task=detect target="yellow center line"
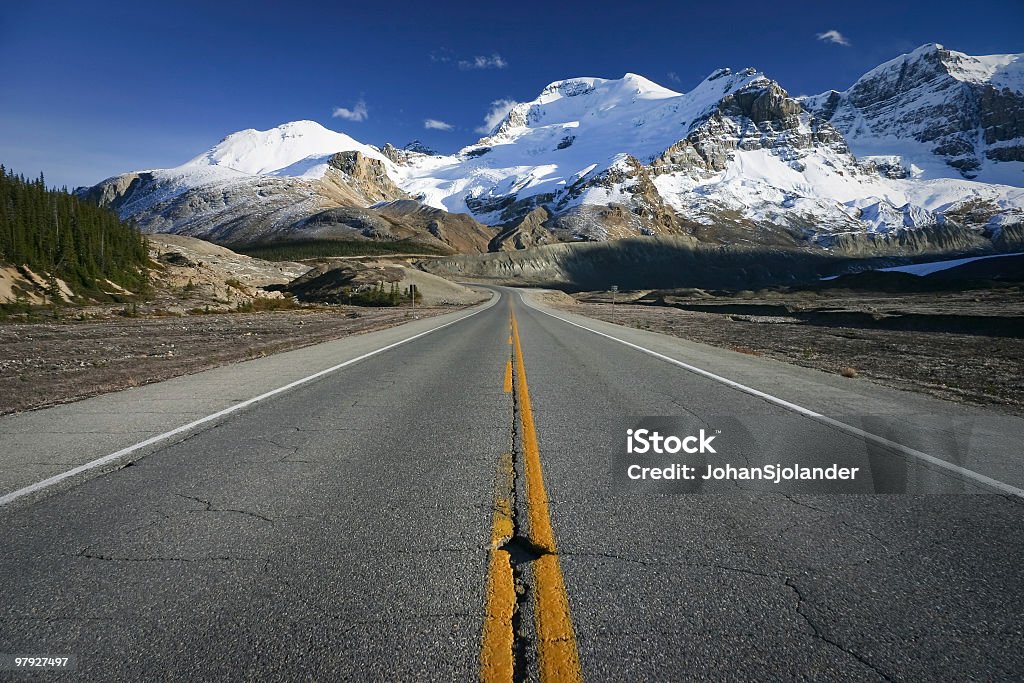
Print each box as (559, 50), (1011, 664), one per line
(503, 359), (513, 394)
(481, 451), (515, 682)
(511, 311), (583, 683)
(481, 305), (518, 682)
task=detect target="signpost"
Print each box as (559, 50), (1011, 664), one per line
(610, 285), (618, 305)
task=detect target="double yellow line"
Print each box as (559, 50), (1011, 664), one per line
(481, 310), (582, 683)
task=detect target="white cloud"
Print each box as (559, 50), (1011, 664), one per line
(667, 71), (681, 84)
(429, 48), (453, 63)
(424, 118), (454, 131)
(816, 29), (851, 47)
(458, 53), (508, 70)
(332, 98), (368, 122)
(475, 98), (520, 135)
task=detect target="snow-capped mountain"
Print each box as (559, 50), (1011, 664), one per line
(84, 45), (1024, 255)
(803, 44), (1024, 185)
(185, 120), (388, 176)
(81, 121), (495, 251)
(395, 60), (1022, 250)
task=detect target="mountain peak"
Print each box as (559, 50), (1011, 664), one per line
(83, 44), (1024, 253)
(534, 73), (681, 103)
(184, 120), (384, 175)
(912, 42), (944, 55)
(402, 140), (436, 155)
(480, 66), (772, 147)
(854, 43), (1023, 92)
(619, 72), (681, 96)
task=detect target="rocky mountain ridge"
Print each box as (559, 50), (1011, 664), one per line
(83, 44), (1024, 257)
(803, 44), (1024, 183)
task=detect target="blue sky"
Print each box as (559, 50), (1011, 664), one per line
(2, 0), (1022, 189)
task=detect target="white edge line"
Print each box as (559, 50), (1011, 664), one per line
(519, 291), (1024, 499)
(0, 293), (501, 507)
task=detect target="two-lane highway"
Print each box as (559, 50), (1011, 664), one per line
(1, 287), (1022, 681)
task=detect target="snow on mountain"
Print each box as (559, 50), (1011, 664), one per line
(83, 46), (1024, 255)
(183, 120), (388, 175)
(394, 70), (767, 222)
(83, 120), (402, 227)
(803, 44), (1024, 186)
(392, 66), (1022, 246)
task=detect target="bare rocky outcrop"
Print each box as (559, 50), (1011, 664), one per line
(420, 236), (840, 290)
(652, 80), (851, 178)
(320, 151), (407, 205)
(380, 141), (436, 165)
(78, 172), (154, 213)
(818, 224), (994, 256)
(373, 200), (496, 253)
(489, 207), (555, 251)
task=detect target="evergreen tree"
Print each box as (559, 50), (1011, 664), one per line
(0, 165), (149, 295)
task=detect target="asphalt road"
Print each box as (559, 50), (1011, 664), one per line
(1, 287), (1022, 681)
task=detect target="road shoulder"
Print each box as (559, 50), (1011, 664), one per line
(519, 288), (1024, 494)
(0, 294), (498, 511)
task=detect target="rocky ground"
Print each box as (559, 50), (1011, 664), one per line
(557, 287), (1024, 414)
(0, 235), (491, 415)
(0, 307), (454, 415)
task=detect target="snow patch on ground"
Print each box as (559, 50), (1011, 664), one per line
(879, 252), (1024, 276)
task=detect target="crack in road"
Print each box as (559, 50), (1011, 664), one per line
(785, 577), (895, 682)
(78, 553), (259, 563)
(175, 493), (275, 523)
(781, 494), (893, 549)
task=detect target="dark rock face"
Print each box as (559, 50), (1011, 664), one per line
(721, 81), (802, 123)
(979, 87), (1024, 162)
(807, 44), (1024, 178)
(380, 141), (435, 164)
(380, 143), (404, 164)
(555, 156), (686, 239)
(651, 80), (849, 177)
(403, 140), (436, 155)
(994, 224), (1024, 250)
(863, 158), (911, 179)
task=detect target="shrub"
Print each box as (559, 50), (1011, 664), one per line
(236, 295), (301, 312)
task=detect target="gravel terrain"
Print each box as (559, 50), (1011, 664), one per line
(558, 288), (1024, 414)
(0, 307), (452, 415)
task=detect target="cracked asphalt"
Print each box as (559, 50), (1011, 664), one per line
(1, 287), (1023, 681)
